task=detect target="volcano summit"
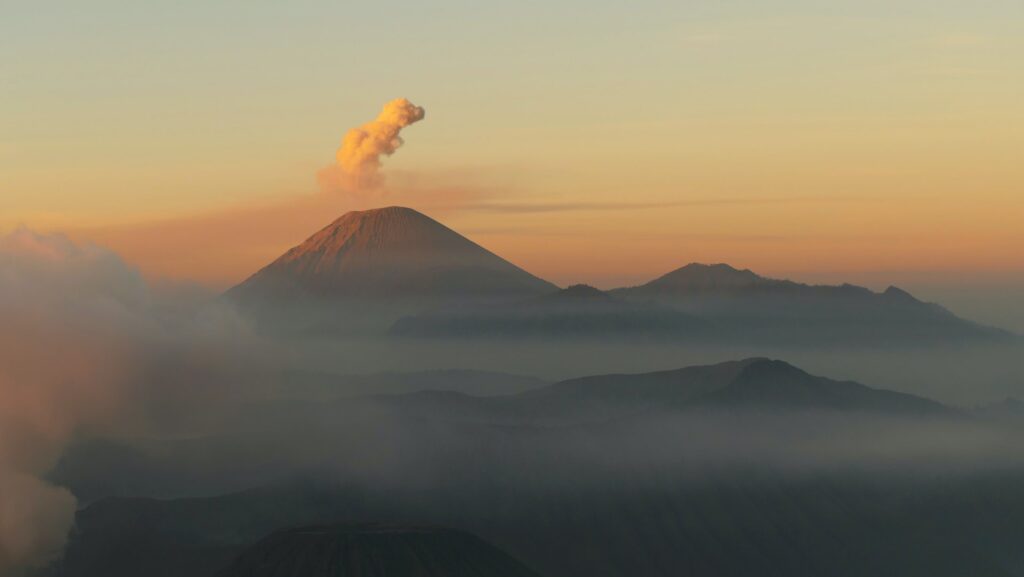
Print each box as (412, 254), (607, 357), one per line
(230, 207), (553, 301)
(226, 206), (555, 333)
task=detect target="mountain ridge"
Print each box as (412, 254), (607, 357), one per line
(224, 206), (1012, 342)
(524, 357), (955, 416)
(218, 523), (543, 577)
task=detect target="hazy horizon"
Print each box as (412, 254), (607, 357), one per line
(2, 2), (1022, 576)
(4, 1), (1022, 333)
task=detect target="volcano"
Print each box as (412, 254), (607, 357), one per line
(225, 207), (556, 333)
(229, 206), (555, 301)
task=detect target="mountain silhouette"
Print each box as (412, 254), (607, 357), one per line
(218, 524), (543, 577)
(625, 262), (774, 293)
(225, 207), (555, 333)
(605, 263), (1012, 344)
(225, 209), (1011, 343)
(229, 206), (554, 301)
(519, 358), (955, 417)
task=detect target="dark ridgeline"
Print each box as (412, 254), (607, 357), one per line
(394, 262), (1012, 344)
(363, 358), (957, 423)
(608, 262), (1012, 344)
(521, 357), (955, 416)
(55, 476), (1024, 577)
(217, 524), (542, 577)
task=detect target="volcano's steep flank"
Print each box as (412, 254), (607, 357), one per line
(225, 207), (555, 333)
(230, 207), (553, 300)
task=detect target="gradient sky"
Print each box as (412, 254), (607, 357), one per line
(2, 0), (1022, 328)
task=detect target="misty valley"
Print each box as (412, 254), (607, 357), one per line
(6, 3), (1024, 574)
(2, 207), (1021, 577)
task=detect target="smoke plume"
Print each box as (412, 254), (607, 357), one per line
(0, 228), (257, 575)
(319, 98), (426, 193)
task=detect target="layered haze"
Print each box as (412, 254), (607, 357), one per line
(0, 230), (264, 575)
(2, 2), (1023, 574)
(0, 225), (1021, 576)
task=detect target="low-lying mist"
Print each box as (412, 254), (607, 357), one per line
(280, 335), (1024, 406)
(56, 403), (1024, 503)
(2, 229), (1022, 575)
(0, 230), (267, 575)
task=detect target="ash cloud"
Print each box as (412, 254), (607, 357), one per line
(319, 98), (426, 194)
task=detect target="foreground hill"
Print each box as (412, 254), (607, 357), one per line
(50, 474), (1024, 577)
(218, 524), (542, 577)
(45, 358), (1024, 577)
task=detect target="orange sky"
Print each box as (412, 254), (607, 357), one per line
(3, 1), (1022, 326)
(61, 177), (1023, 292)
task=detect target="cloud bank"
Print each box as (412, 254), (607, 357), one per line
(0, 229), (258, 575)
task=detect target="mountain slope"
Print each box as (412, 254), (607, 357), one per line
(623, 262), (780, 293)
(525, 358), (954, 416)
(228, 206), (555, 301)
(389, 262), (1010, 344)
(51, 474), (1024, 577)
(224, 207), (556, 334)
(334, 358), (956, 429)
(218, 524), (543, 577)
(607, 263), (1011, 344)
(390, 284), (710, 339)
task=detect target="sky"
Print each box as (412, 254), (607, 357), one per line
(2, 0), (1022, 328)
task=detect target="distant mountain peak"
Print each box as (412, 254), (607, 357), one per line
(551, 284), (611, 300)
(536, 358), (953, 416)
(736, 358), (807, 379)
(728, 358), (824, 392)
(633, 262), (774, 292)
(683, 262), (748, 272)
(882, 286), (919, 302)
